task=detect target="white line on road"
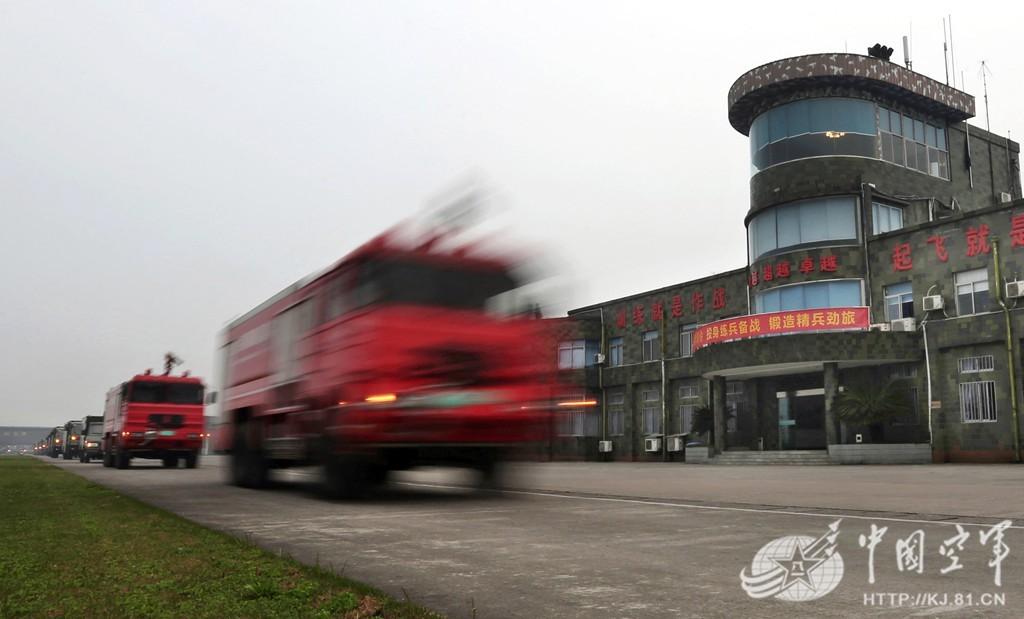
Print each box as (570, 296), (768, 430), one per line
(396, 482), (1024, 530)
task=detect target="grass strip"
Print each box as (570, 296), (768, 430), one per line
(0, 457), (442, 619)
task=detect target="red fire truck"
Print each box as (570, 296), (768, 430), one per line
(102, 362), (206, 469)
(216, 227), (555, 496)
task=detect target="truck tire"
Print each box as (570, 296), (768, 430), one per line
(63, 450), (72, 460)
(162, 456), (177, 468)
(102, 451), (112, 467)
(115, 449), (130, 469)
(80, 453), (87, 463)
(323, 454), (369, 499)
(185, 452), (199, 469)
(475, 450), (504, 491)
(229, 421), (268, 488)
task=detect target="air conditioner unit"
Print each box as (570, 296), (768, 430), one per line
(667, 436), (684, 452)
(1007, 281), (1024, 299)
(593, 353), (606, 365)
(644, 437), (662, 453)
(869, 323), (891, 332)
(1000, 191), (1013, 204)
(890, 317), (916, 332)
(598, 440), (613, 453)
(922, 295), (944, 312)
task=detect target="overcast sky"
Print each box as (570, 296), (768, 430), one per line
(2, 2), (1022, 426)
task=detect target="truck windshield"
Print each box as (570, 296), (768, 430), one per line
(358, 259), (517, 310)
(129, 382), (204, 405)
(86, 423), (104, 435)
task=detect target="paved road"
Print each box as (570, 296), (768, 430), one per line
(46, 456), (1024, 618)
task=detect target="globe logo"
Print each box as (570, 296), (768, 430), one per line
(740, 520), (844, 602)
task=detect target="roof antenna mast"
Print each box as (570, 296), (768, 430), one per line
(979, 61), (993, 132)
(942, 17), (950, 85)
(949, 14), (958, 89)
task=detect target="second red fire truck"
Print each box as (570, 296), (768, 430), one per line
(102, 359), (206, 469)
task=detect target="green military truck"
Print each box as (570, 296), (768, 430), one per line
(62, 420), (83, 460)
(78, 416), (104, 463)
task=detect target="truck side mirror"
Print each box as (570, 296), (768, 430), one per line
(205, 392), (218, 405)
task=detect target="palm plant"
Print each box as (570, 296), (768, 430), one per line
(834, 379), (912, 442)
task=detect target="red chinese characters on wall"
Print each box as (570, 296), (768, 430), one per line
(670, 295), (684, 318)
(712, 287), (726, 310)
(616, 309), (627, 328)
(927, 235), (949, 262)
(891, 243), (913, 271)
(691, 291), (705, 313)
(651, 301), (664, 321)
(1012, 214), (1024, 248)
(632, 304), (645, 326)
(750, 255), (838, 284)
(966, 224), (991, 257)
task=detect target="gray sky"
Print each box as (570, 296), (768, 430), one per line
(2, 2), (1022, 426)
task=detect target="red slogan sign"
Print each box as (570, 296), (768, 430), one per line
(691, 307), (870, 351)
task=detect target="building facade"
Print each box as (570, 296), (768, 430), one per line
(554, 52), (1023, 464)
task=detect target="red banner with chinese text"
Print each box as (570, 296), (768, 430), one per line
(691, 307), (870, 352)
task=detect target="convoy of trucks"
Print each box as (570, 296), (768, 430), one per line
(34, 215), (559, 496)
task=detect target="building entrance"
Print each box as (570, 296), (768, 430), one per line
(776, 387), (827, 450)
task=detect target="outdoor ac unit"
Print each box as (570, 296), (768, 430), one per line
(1007, 281), (1024, 299)
(890, 317), (916, 332)
(869, 323), (891, 332)
(644, 437), (662, 453)
(922, 295), (944, 312)
(667, 436), (684, 452)
(1000, 191), (1013, 204)
(593, 353), (606, 365)
(598, 440), (613, 453)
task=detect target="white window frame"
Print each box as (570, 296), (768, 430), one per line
(641, 388), (661, 435)
(608, 337), (624, 367)
(885, 282), (914, 320)
(958, 355), (995, 374)
(642, 331), (660, 362)
(557, 340), (587, 370)
(679, 324), (697, 358)
(960, 381), (997, 423)
(954, 269), (990, 316)
(872, 202), (904, 235)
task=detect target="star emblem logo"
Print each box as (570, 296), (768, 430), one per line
(770, 542), (828, 591)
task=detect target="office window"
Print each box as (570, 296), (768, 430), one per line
(608, 392), (625, 436)
(872, 202), (904, 235)
(642, 331), (660, 362)
(641, 388), (661, 435)
(559, 390), (598, 436)
(959, 355), (995, 374)
(608, 337), (624, 367)
(677, 383), (700, 435)
(754, 280), (862, 313)
(747, 196), (858, 260)
(880, 107), (948, 180)
(885, 282), (914, 320)
(955, 269), (990, 316)
(679, 324), (697, 358)
(960, 381), (997, 422)
(557, 340), (587, 369)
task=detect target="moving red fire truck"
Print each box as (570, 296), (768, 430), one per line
(216, 225), (556, 496)
(102, 359), (206, 469)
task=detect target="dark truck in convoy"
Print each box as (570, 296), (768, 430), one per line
(78, 416), (104, 463)
(62, 420), (83, 460)
(45, 426), (65, 458)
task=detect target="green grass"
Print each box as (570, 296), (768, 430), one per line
(0, 457), (442, 619)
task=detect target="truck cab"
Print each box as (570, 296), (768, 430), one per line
(62, 421), (83, 460)
(79, 416), (104, 463)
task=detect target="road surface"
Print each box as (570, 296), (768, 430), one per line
(46, 456), (1024, 618)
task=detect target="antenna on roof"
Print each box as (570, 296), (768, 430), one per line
(979, 61), (993, 132)
(949, 14), (958, 89)
(902, 35), (912, 70)
(163, 352), (183, 376)
(942, 17), (950, 85)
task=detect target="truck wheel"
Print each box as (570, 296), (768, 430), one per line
(229, 422), (268, 488)
(102, 451), (112, 467)
(63, 450), (71, 460)
(185, 452), (199, 469)
(162, 456), (177, 468)
(115, 449), (130, 470)
(323, 454), (369, 499)
(475, 450), (504, 491)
